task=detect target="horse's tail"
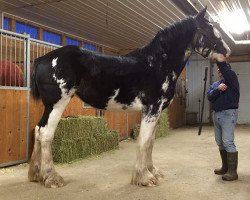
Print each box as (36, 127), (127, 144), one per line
(31, 58), (41, 100)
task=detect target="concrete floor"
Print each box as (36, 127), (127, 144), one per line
(0, 125), (250, 200)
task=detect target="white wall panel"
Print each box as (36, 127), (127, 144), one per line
(186, 54), (211, 123)
(230, 62), (250, 124)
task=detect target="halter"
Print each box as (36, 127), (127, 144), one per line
(192, 28), (222, 58)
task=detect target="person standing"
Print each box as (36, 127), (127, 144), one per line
(207, 56), (240, 181)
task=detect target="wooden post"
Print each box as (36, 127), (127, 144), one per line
(61, 34), (66, 46)
(10, 18), (16, 32)
(0, 12), (2, 29)
(38, 27), (43, 41)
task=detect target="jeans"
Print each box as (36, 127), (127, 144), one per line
(213, 109), (238, 152)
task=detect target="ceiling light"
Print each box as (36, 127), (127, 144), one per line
(218, 9), (250, 34)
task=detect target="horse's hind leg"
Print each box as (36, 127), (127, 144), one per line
(28, 107), (51, 182)
(29, 89), (74, 188)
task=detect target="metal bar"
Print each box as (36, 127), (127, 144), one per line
(23, 37), (27, 86)
(14, 36), (16, 86)
(0, 32), (2, 85)
(0, 29), (30, 38)
(9, 34), (12, 86)
(30, 38), (61, 48)
(0, 86), (30, 90)
(5, 34), (7, 86)
(18, 36), (21, 87)
(25, 35), (31, 162)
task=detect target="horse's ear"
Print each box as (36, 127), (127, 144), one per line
(196, 6), (207, 21)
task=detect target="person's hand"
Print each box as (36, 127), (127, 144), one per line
(211, 53), (227, 62)
(217, 83), (227, 91)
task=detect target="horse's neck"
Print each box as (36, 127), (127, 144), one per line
(141, 19), (196, 76)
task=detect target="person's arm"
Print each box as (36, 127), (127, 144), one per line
(207, 82), (221, 102)
(216, 61), (238, 87)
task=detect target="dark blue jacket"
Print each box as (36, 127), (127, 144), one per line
(207, 62), (239, 112)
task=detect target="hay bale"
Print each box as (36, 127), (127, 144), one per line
(52, 116), (118, 163)
(155, 110), (169, 138)
(132, 110), (169, 139)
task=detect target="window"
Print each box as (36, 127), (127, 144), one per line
(43, 30), (61, 45)
(3, 17), (10, 30)
(84, 42), (97, 51)
(16, 21), (38, 39)
(66, 37), (80, 46)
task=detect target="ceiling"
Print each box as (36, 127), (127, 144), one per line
(0, 0), (249, 55)
(187, 0), (250, 55)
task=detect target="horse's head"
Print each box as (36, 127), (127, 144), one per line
(192, 7), (230, 59)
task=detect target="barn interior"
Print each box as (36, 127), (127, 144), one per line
(0, 0), (250, 193)
(0, 0), (250, 199)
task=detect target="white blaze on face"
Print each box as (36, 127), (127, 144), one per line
(52, 57), (58, 68)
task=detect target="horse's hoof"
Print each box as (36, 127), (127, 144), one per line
(151, 168), (164, 180)
(44, 173), (65, 188)
(131, 170), (158, 187)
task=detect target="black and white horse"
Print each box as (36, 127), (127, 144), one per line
(29, 7), (230, 188)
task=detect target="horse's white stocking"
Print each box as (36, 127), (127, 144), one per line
(147, 129), (164, 180)
(29, 93), (71, 188)
(41, 96), (71, 188)
(28, 126), (41, 182)
(131, 115), (161, 186)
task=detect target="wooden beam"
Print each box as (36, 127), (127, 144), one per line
(0, 12), (2, 29)
(10, 18), (16, 32)
(229, 54), (250, 62)
(38, 27), (43, 41)
(61, 34), (66, 46)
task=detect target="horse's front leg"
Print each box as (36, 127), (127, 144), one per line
(131, 112), (161, 186)
(147, 130), (164, 181)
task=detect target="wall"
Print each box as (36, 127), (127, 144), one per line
(230, 61), (250, 124)
(186, 54), (211, 123)
(0, 90), (27, 165)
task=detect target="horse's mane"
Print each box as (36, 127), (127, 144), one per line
(127, 16), (197, 57)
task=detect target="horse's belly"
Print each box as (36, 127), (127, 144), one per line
(105, 90), (143, 111)
(106, 97), (143, 111)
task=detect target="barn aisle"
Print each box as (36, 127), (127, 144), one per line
(0, 126), (250, 200)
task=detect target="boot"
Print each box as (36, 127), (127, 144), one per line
(214, 150), (228, 175)
(222, 151), (238, 181)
